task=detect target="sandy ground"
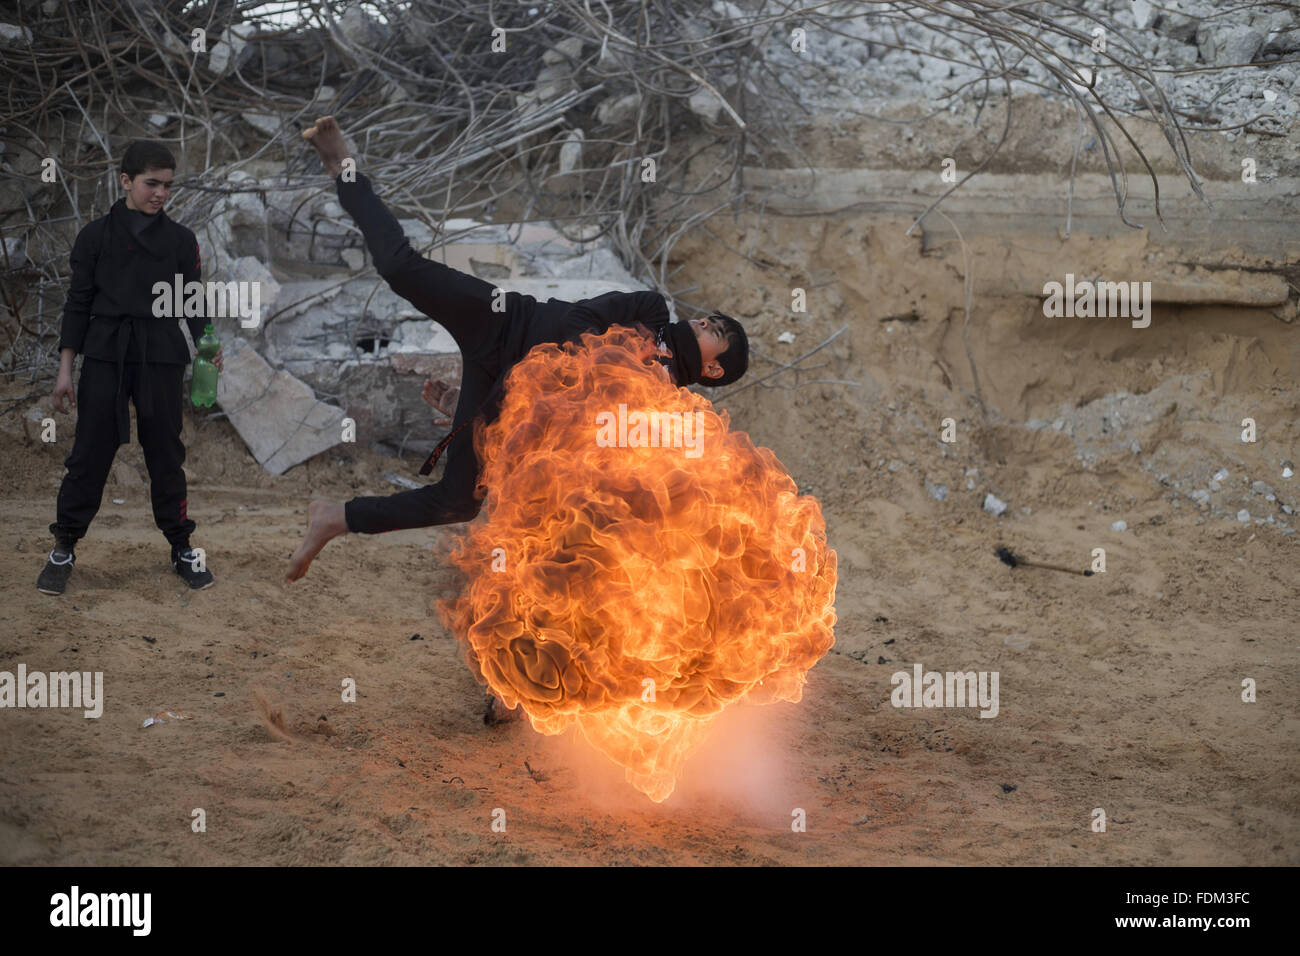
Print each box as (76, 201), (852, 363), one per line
(2, 197), (1298, 865)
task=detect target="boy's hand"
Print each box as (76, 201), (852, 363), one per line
(650, 343), (672, 383)
(421, 378), (457, 427)
(213, 346), (224, 373)
(53, 372), (76, 413)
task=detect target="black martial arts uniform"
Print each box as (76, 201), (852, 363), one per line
(336, 172), (694, 535)
(51, 199), (208, 549)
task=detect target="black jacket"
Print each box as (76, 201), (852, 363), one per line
(415, 288), (676, 478)
(58, 198), (207, 364)
(501, 288), (672, 366)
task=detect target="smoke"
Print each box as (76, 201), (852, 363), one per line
(669, 701), (800, 820)
(536, 697), (803, 823)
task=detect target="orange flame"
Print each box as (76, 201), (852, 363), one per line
(437, 326), (837, 802)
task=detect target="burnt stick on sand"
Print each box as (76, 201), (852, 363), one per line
(995, 546), (1094, 577)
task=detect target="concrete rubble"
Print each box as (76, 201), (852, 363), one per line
(759, 0), (1300, 134)
(215, 336), (347, 476)
(196, 167), (661, 471)
(1019, 379), (1298, 533)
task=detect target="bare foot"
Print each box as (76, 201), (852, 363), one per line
(286, 499), (348, 583)
(484, 694), (524, 726)
(302, 115), (351, 179)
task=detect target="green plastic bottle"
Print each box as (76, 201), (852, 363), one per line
(191, 324), (220, 408)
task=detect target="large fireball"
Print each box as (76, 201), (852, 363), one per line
(437, 326), (837, 802)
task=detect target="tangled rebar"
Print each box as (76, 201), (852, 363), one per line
(1, 0), (1284, 386)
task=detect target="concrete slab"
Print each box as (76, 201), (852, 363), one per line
(736, 167), (1300, 257)
(216, 336), (348, 475)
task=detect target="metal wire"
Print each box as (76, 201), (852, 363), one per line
(1, 0), (1261, 387)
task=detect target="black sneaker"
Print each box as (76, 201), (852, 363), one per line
(171, 546), (215, 590)
(484, 694), (524, 726)
(37, 548), (76, 595)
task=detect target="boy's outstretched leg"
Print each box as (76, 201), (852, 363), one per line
(303, 114), (518, 364)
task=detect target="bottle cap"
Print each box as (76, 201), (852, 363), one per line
(204, 323), (215, 333)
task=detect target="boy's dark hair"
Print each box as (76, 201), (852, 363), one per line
(709, 310), (748, 386)
(120, 141), (176, 180)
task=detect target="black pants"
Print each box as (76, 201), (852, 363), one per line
(51, 358), (195, 549)
(337, 173), (534, 534)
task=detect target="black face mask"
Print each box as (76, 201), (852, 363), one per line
(657, 320), (704, 386)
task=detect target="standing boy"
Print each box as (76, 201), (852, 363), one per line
(38, 141), (223, 595)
